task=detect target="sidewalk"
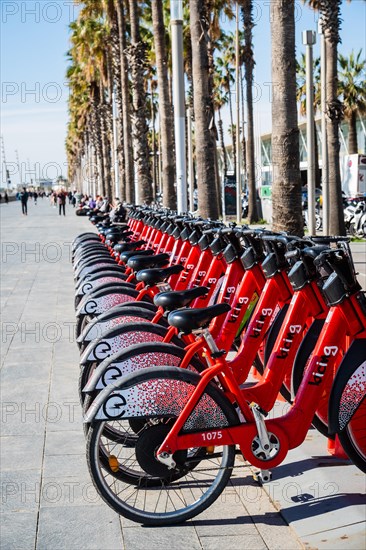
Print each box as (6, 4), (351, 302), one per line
(0, 199), (365, 550)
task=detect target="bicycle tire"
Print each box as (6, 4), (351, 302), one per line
(330, 341), (366, 473)
(86, 367), (238, 525)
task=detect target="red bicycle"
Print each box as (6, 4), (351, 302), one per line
(84, 240), (366, 525)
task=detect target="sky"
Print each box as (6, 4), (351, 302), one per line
(1, 0), (365, 186)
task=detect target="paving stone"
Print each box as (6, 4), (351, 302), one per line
(36, 505), (123, 550)
(42, 453), (88, 479)
(1, 470), (42, 512)
(43, 405), (83, 432)
(200, 534), (268, 549)
(39, 475), (102, 508)
(123, 525), (201, 550)
(259, 433), (366, 547)
(302, 521), (366, 549)
(1, 435), (44, 471)
(44, 430), (86, 456)
(0, 511), (38, 549)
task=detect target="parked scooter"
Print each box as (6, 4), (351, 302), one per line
(344, 198), (366, 237)
(302, 199), (322, 231)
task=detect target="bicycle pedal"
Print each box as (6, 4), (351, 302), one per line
(253, 469), (272, 485)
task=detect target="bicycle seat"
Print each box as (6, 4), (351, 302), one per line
(168, 303), (231, 334)
(127, 253), (170, 271)
(136, 264), (184, 286)
(154, 286), (209, 311)
(114, 240), (146, 253)
(302, 245), (329, 259)
(119, 249), (155, 263)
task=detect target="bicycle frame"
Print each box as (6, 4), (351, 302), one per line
(154, 285), (366, 471)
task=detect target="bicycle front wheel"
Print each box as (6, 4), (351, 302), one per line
(338, 396), (366, 473)
(330, 342), (366, 473)
(86, 368), (237, 525)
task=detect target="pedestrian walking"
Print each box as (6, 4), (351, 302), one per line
(34, 191), (38, 205)
(20, 187), (29, 215)
(57, 190), (66, 216)
(5, 192), (9, 204)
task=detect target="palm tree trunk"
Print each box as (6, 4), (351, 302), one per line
(218, 110), (228, 176)
(115, 0), (134, 203)
(314, 120), (321, 188)
(101, 111), (112, 199)
(151, 0), (176, 209)
(270, 1), (303, 235)
(106, 52), (116, 199)
(110, 11), (126, 200)
(321, 0), (346, 234)
(126, 0), (152, 204)
(348, 110), (358, 154)
(189, 0), (219, 219)
(206, 17), (221, 216)
(242, 1), (258, 222)
(100, 74), (112, 200)
(228, 84), (236, 172)
(91, 83), (105, 196)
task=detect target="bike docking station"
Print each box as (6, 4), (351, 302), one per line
(71, 206), (366, 540)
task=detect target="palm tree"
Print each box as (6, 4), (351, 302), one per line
(216, 35), (236, 171)
(125, 0), (152, 204)
(240, 0), (258, 222)
(306, 0), (345, 234)
(338, 49), (366, 154)
(189, 0), (219, 219)
(213, 76), (229, 177)
(115, 0), (135, 203)
(67, 19), (107, 195)
(271, 1), (303, 235)
(151, 0), (176, 209)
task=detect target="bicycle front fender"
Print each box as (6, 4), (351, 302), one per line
(76, 303), (159, 345)
(75, 278), (134, 298)
(328, 339), (366, 434)
(76, 287), (139, 316)
(84, 366), (237, 431)
(79, 322), (173, 365)
(83, 342), (202, 393)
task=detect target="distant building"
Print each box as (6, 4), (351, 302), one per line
(256, 116), (366, 221)
(27, 180), (53, 192)
(258, 115), (366, 186)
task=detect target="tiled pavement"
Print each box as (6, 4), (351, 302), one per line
(0, 199), (364, 549)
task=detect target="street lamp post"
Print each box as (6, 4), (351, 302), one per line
(236, 2), (241, 224)
(302, 30), (317, 235)
(171, 0), (187, 214)
(112, 88), (120, 199)
(318, 18), (329, 235)
(187, 107), (195, 211)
